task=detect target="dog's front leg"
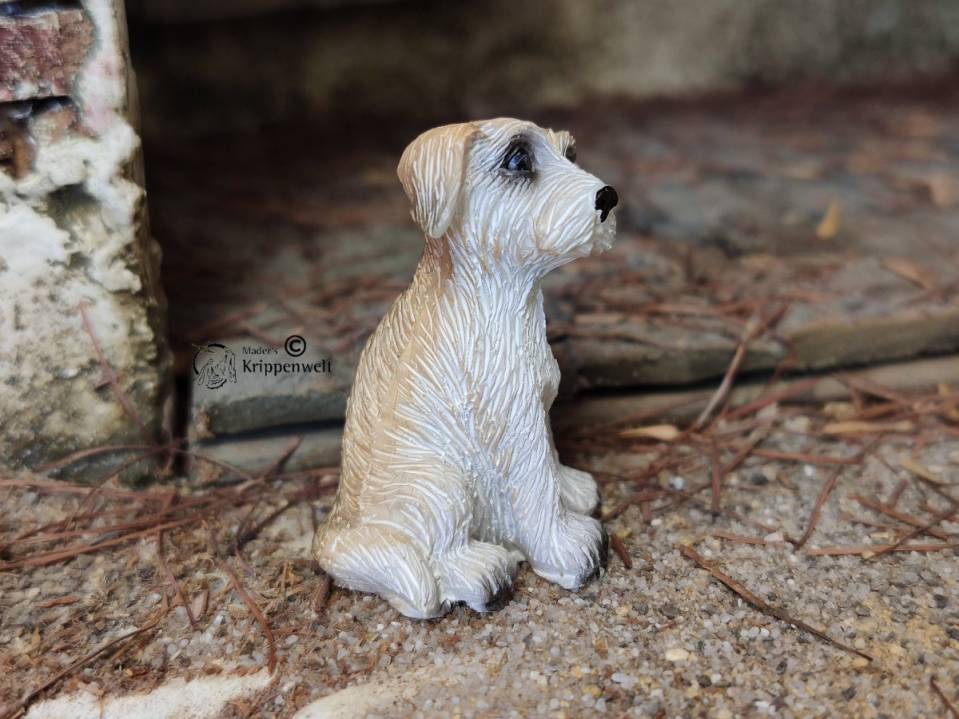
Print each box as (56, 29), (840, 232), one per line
(556, 464), (601, 515)
(547, 423), (600, 514)
(503, 410), (607, 590)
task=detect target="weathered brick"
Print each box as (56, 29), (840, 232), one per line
(0, 8), (93, 102)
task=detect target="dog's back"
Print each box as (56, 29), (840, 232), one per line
(324, 247), (446, 525)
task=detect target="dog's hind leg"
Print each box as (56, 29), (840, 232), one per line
(313, 523), (444, 619)
(435, 541), (518, 612)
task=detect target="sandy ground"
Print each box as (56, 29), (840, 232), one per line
(2, 396), (958, 718)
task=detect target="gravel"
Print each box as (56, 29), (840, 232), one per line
(1, 412), (958, 718)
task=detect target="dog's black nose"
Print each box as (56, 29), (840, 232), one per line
(595, 185), (618, 222)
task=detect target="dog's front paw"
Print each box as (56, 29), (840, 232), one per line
(559, 466), (600, 515)
(528, 513), (608, 591)
(436, 541), (518, 613)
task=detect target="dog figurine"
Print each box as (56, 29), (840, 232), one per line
(313, 118), (618, 618)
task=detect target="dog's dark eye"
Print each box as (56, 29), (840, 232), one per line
(502, 144), (533, 174)
(564, 145), (577, 163)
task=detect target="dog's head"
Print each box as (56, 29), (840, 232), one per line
(398, 118), (617, 273)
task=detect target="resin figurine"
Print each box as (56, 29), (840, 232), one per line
(313, 118), (618, 618)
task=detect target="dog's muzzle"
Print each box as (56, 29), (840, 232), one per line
(595, 186), (618, 223)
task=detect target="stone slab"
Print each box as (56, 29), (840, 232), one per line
(147, 86), (959, 444)
(190, 335), (352, 438)
(191, 424), (342, 478)
(192, 354), (959, 472)
(553, 354), (959, 435)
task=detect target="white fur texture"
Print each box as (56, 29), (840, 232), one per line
(313, 118), (617, 618)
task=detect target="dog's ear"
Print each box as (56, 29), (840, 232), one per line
(397, 122), (480, 239)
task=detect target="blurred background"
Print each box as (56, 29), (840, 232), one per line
(116, 0), (959, 468)
(127, 0), (959, 137)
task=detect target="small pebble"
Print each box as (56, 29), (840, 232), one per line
(661, 604), (680, 619)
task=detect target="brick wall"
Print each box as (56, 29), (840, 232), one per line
(0, 0), (171, 480)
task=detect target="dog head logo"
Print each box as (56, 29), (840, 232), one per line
(397, 118), (617, 274)
(193, 342), (237, 390)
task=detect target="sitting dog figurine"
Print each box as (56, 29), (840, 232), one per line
(313, 118), (618, 618)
